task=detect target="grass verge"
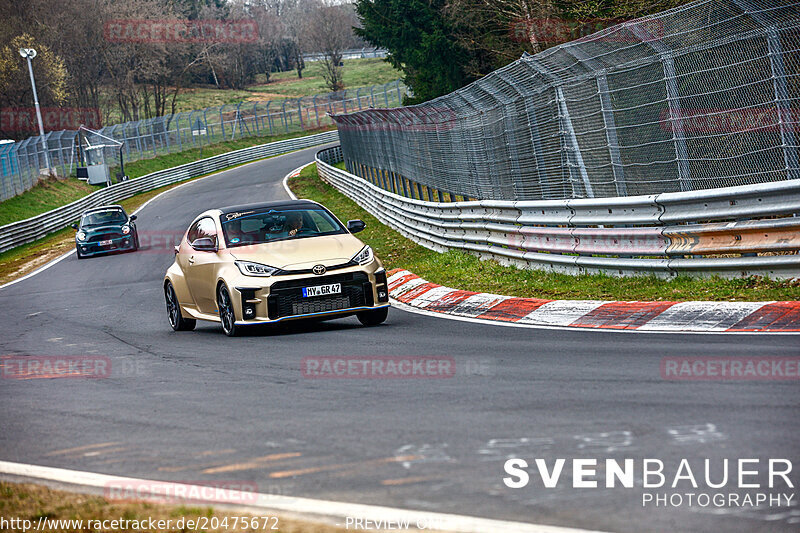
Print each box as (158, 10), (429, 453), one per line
(0, 127), (335, 227)
(0, 481), (346, 533)
(290, 164), (800, 301)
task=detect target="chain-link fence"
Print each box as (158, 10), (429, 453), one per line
(0, 79), (407, 202)
(333, 0), (800, 201)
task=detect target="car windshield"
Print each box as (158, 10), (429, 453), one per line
(220, 207), (346, 247)
(81, 209), (127, 227)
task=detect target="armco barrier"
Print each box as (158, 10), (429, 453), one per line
(0, 131), (338, 253)
(315, 146), (800, 279)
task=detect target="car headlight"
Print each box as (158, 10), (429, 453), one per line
(351, 245), (374, 266)
(235, 260), (279, 277)
(121, 225), (131, 235)
(76, 231), (86, 241)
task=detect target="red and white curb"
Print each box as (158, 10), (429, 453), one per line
(388, 269), (800, 333)
(0, 461), (605, 533)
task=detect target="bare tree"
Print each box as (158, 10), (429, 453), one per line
(301, 1), (356, 92)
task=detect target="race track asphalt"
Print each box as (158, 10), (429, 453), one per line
(1, 145), (799, 532)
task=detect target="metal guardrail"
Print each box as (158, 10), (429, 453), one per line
(0, 131), (339, 254)
(315, 146), (800, 279)
(332, 0), (800, 202)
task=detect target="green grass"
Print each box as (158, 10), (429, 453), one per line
(0, 178), (96, 227)
(102, 58), (402, 122)
(251, 58), (402, 98)
(0, 126), (335, 227)
(0, 482), (348, 533)
(290, 164), (800, 301)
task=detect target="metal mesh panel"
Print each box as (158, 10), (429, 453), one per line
(0, 80), (407, 201)
(332, 0), (800, 201)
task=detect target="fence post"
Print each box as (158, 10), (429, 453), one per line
(628, 23), (692, 192)
(297, 98), (304, 130)
(253, 103), (260, 135)
(731, 0), (799, 180)
(563, 45), (627, 196)
(554, 85), (593, 198)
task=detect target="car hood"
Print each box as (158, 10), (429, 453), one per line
(228, 234), (365, 270)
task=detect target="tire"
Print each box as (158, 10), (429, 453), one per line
(165, 281), (195, 331)
(217, 284), (240, 337)
(76, 247), (85, 259)
(357, 307), (388, 327)
(132, 231), (139, 251)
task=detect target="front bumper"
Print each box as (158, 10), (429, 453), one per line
(230, 266), (390, 325)
(77, 235), (135, 256)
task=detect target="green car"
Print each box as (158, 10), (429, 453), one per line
(72, 205), (139, 259)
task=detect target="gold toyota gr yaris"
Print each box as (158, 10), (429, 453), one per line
(163, 200), (390, 336)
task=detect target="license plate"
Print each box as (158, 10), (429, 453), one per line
(302, 283), (341, 298)
(99, 239), (113, 246)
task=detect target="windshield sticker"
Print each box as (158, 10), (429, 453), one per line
(225, 211), (255, 221)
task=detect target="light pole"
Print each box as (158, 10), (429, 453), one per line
(19, 48), (51, 172)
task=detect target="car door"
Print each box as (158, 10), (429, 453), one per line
(183, 217), (222, 314)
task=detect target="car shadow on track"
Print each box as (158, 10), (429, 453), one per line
(189, 317), (392, 338)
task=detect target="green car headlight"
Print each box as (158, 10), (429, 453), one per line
(76, 231), (87, 241)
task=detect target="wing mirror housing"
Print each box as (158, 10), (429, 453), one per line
(129, 215), (137, 222)
(71, 223), (78, 230)
(191, 237), (217, 252)
(347, 219), (366, 234)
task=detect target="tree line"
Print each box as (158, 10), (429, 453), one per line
(355, 0), (692, 104)
(0, 0), (363, 138)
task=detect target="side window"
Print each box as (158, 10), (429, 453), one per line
(186, 220), (201, 244)
(187, 217), (217, 247)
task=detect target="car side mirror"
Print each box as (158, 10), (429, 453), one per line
(129, 215), (137, 222)
(71, 223), (78, 230)
(191, 237), (217, 252)
(347, 219), (366, 233)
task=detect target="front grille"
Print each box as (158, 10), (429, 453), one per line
(292, 297), (350, 315)
(268, 272), (371, 319)
(88, 232), (123, 242)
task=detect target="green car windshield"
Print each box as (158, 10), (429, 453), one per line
(221, 208), (346, 247)
(81, 209), (127, 227)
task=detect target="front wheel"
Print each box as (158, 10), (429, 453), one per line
(357, 307), (388, 327)
(217, 284), (241, 337)
(165, 281), (195, 331)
